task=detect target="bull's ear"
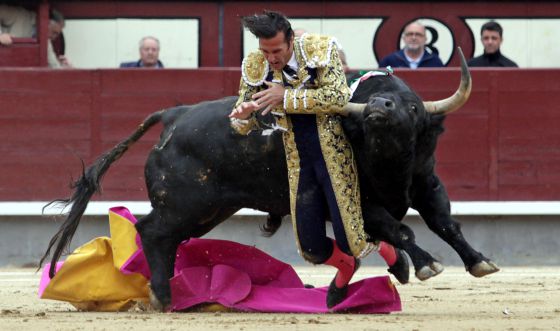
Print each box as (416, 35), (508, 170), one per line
(341, 102), (367, 116)
(423, 47), (472, 115)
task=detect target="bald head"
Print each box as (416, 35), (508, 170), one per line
(138, 36), (160, 67)
(402, 21), (427, 55)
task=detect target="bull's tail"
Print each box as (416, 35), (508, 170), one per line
(39, 110), (166, 278)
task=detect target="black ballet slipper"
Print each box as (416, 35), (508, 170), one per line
(326, 259), (361, 309)
(387, 248), (410, 284)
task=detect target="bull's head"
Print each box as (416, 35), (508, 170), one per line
(343, 47), (472, 116)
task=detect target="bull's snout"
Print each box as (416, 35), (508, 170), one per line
(365, 97), (395, 119)
(371, 97), (395, 111)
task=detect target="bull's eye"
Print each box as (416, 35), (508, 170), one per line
(410, 105), (418, 113)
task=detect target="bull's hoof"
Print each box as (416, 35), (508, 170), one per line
(148, 284), (169, 312)
(387, 248), (409, 284)
(415, 261), (444, 281)
(469, 260), (500, 277)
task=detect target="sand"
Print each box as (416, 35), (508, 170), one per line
(1, 266), (559, 331)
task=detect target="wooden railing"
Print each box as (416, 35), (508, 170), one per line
(0, 67), (558, 201)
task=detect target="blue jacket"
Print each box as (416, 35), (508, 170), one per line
(119, 60), (164, 68)
(378, 49), (443, 68)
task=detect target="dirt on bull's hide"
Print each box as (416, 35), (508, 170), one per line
(1, 266), (559, 331)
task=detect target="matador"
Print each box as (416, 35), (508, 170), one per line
(229, 11), (401, 308)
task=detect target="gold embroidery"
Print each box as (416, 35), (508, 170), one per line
(242, 51), (269, 86)
(316, 115), (372, 257)
(283, 127), (304, 258)
(300, 34), (334, 67)
(284, 36), (350, 114)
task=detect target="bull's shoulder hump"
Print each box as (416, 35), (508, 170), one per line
(297, 33), (339, 68)
(161, 106), (191, 126)
(161, 97), (237, 125)
(242, 51), (269, 86)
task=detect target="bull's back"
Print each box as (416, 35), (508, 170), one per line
(144, 96), (290, 214)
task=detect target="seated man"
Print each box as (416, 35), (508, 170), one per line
(468, 21), (518, 67)
(120, 36), (164, 68)
(379, 21), (443, 69)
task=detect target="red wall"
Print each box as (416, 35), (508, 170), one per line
(0, 68), (558, 202)
(404, 68), (560, 200)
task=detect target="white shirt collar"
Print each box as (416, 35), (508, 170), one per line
(286, 51), (298, 70)
(404, 50), (424, 69)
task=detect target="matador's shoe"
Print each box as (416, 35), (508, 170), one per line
(326, 258), (361, 309)
(387, 248), (409, 284)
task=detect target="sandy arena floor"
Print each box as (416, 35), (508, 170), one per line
(1, 266), (559, 331)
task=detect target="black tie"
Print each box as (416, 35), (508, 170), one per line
(283, 65), (298, 79)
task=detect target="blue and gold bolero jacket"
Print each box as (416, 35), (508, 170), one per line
(232, 34), (373, 260)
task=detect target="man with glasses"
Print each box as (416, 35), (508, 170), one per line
(379, 21), (443, 69)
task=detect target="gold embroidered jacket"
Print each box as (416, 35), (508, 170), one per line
(232, 34), (373, 260)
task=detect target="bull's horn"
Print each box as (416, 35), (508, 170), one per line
(423, 47), (472, 115)
(342, 102), (367, 115)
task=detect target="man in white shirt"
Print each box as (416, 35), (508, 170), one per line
(0, 5), (70, 68)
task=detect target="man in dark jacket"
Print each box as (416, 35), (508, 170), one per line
(378, 21), (443, 69)
(120, 36), (164, 68)
(468, 21), (517, 67)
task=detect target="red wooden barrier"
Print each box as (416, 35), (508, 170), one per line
(0, 68), (558, 201)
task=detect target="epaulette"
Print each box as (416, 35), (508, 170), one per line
(298, 33), (339, 69)
(241, 51), (269, 86)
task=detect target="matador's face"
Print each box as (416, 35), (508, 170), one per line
(258, 31), (294, 71)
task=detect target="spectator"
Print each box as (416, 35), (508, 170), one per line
(120, 36), (164, 68)
(468, 21), (518, 67)
(0, 5), (70, 68)
(47, 9), (70, 67)
(378, 21), (443, 69)
(293, 28), (306, 38)
(0, 5), (35, 44)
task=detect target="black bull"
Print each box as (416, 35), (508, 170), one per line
(40, 51), (498, 309)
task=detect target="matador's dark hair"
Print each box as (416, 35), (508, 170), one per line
(242, 10), (294, 44)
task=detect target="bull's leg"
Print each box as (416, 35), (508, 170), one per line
(135, 210), (184, 311)
(411, 174), (499, 277)
(135, 206), (238, 311)
(362, 204), (443, 281)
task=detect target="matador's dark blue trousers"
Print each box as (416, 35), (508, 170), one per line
(290, 114), (351, 264)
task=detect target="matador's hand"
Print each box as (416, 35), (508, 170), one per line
(252, 81), (285, 115)
(228, 101), (259, 120)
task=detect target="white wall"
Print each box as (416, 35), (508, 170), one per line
(243, 18), (383, 69)
(63, 17), (560, 69)
(64, 18), (199, 68)
(465, 19), (560, 68)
